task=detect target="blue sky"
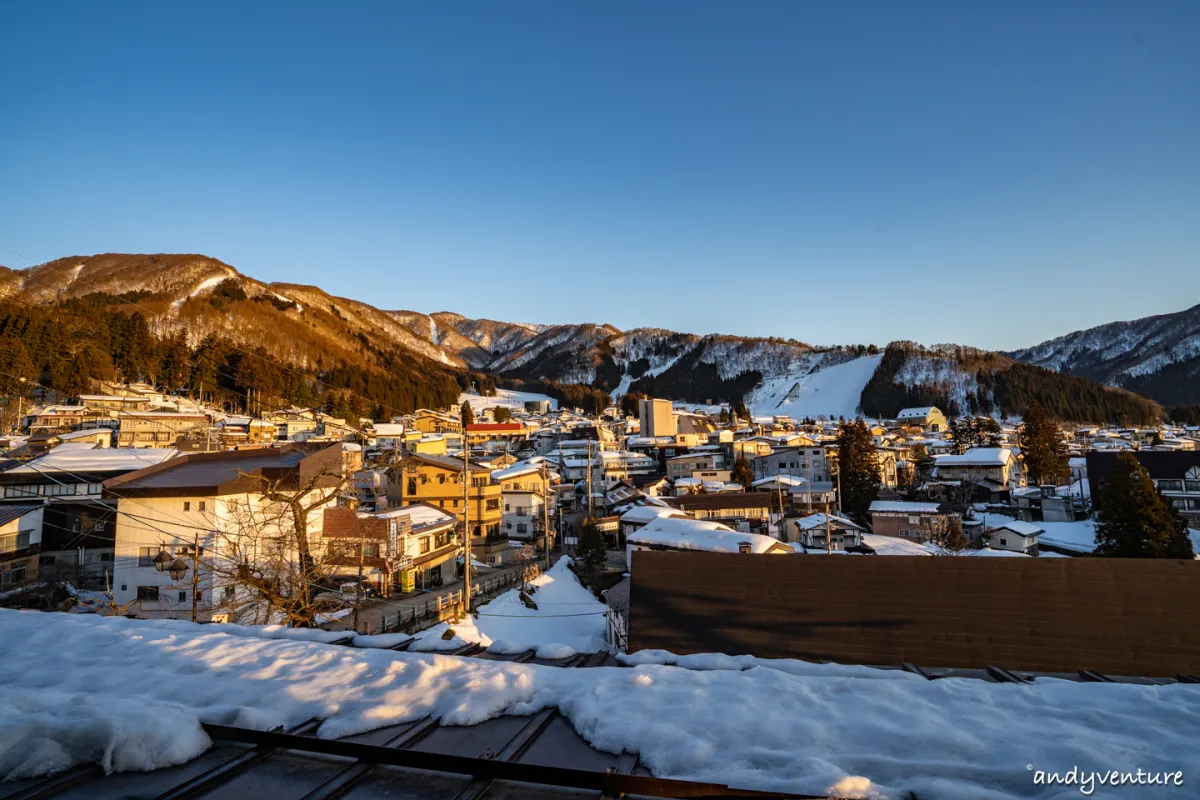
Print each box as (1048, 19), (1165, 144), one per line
(2, 1), (1198, 351)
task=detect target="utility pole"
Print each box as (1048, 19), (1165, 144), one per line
(541, 460), (551, 571)
(585, 440), (593, 519)
(191, 532), (201, 623)
(461, 435), (472, 614)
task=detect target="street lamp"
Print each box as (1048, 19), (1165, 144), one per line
(152, 549), (172, 572)
(167, 558), (189, 581)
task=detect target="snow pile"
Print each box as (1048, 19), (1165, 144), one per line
(3, 610), (1199, 799)
(411, 558), (606, 653)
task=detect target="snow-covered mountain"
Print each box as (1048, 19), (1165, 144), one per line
(1007, 303), (1200, 405)
(4, 253), (1171, 421)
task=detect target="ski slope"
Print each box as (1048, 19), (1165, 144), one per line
(747, 354), (882, 420)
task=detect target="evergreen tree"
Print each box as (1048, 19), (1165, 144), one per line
(731, 456), (754, 489)
(976, 416), (1002, 447)
(1019, 402), (1068, 485)
(493, 406), (512, 423)
(1095, 452), (1195, 559)
(460, 401), (475, 427)
(836, 417), (881, 526)
(574, 518), (608, 584)
(156, 331), (190, 392)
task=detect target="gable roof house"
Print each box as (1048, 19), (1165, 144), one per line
(102, 443), (345, 620)
(896, 407), (948, 432)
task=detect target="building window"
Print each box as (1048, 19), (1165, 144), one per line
(183, 501), (191, 511)
(0, 531), (31, 554)
(138, 547), (157, 567)
(363, 543), (379, 559)
(1158, 480), (1184, 492)
(517, 523), (527, 534)
(1186, 481), (1200, 494)
(199, 501), (207, 512)
(439, 500), (445, 508)
(999, 538), (1007, 546)
(39, 555), (56, 567)
(438, 474), (446, 484)
(178, 591), (187, 603)
(407, 478), (417, 495)
(100, 552), (113, 562)
(420, 537), (431, 554)
(485, 499), (499, 511)
(223, 585), (235, 601)
(137, 586), (160, 602)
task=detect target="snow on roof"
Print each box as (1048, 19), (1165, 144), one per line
(369, 503), (455, 530)
(750, 475), (806, 488)
(619, 505), (688, 524)
(794, 513), (862, 531)
(860, 533), (938, 556)
(491, 463), (545, 481)
(937, 448), (1014, 466)
(968, 548), (1031, 558)
(628, 517), (781, 554)
(993, 520), (1044, 537)
(869, 501), (942, 514)
(897, 407), (939, 418)
(371, 423), (405, 436)
(4, 606), (1199, 799)
(8, 446), (180, 475)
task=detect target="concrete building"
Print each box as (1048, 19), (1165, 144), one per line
(638, 398), (677, 438)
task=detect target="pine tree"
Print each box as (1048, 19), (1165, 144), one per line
(574, 518), (608, 584)
(460, 401), (474, 427)
(1095, 452), (1195, 559)
(1019, 402), (1068, 485)
(836, 417), (881, 526)
(493, 406), (512, 423)
(731, 456), (754, 489)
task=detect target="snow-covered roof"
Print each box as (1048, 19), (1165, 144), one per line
(897, 407), (940, 418)
(8, 446), (180, 475)
(750, 475), (806, 488)
(628, 517), (783, 554)
(937, 448), (1014, 467)
(491, 463), (545, 481)
(993, 520), (1044, 537)
(869, 501), (942, 514)
(369, 504), (455, 531)
(794, 513), (862, 531)
(619, 505), (688, 524)
(371, 423), (405, 436)
(860, 533), (938, 556)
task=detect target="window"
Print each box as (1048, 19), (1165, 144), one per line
(438, 474), (446, 484)
(138, 546), (157, 567)
(907, 516), (920, 525)
(1186, 481), (1200, 493)
(198, 501), (207, 512)
(99, 552), (113, 562)
(999, 538), (1008, 547)
(363, 543), (379, 559)
(183, 501), (191, 511)
(39, 555), (56, 567)
(178, 591), (187, 603)
(517, 523), (528, 534)
(485, 499), (499, 511)
(0, 531), (31, 554)
(407, 478), (417, 495)
(439, 500), (445, 508)
(9, 564), (27, 583)
(419, 537), (431, 554)
(137, 586), (160, 602)
(223, 585), (235, 601)
(505, 503), (510, 512)
(1158, 480), (1183, 492)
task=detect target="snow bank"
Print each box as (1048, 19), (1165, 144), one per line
(411, 557), (606, 653)
(2, 610), (1199, 799)
(747, 354), (882, 420)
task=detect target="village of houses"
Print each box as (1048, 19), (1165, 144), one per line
(2, 382), (1199, 650)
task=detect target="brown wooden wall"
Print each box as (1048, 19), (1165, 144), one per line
(628, 551), (1200, 676)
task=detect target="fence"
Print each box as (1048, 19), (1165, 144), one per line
(628, 551), (1200, 676)
(360, 562), (545, 636)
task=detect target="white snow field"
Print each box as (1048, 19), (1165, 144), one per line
(410, 557), (606, 654)
(747, 354), (882, 420)
(458, 389), (557, 412)
(2, 610), (1199, 798)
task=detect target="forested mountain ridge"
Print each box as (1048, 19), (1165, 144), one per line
(1007, 303), (1200, 406)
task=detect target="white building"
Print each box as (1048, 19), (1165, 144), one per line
(104, 444), (344, 620)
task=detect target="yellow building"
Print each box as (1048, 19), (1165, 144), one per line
(387, 453), (506, 565)
(411, 409), (461, 435)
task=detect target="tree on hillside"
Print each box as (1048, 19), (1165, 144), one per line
(0, 335), (36, 432)
(836, 418), (882, 526)
(1019, 402), (1068, 486)
(1094, 452), (1195, 559)
(731, 456), (754, 489)
(493, 406), (512, 423)
(460, 401), (475, 427)
(574, 518), (608, 585)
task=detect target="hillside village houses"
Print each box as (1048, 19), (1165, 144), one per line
(7, 375), (1200, 629)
